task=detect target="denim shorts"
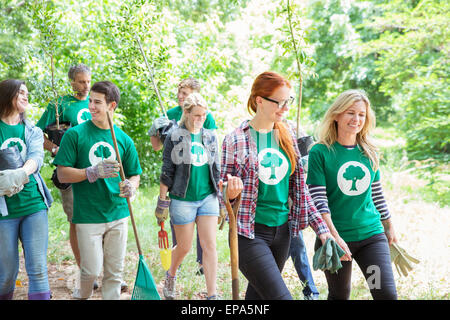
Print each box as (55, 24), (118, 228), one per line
(169, 193), (219, 225)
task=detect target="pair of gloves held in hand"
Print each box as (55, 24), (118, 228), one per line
(313, 237), (420, 277)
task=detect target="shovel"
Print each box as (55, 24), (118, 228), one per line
(106, 111), (160, 300)
(223, 183), (242, 300)
(158, 221), (171, 271)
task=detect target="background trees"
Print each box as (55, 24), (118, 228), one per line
(0, 0), (447, 200)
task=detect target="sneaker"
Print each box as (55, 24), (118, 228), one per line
(196, 266), (204, 276)
(206, 294), (221, 300)
(304, 294), (319, 300)
(163, 271), (176, 300)
(72, 288), (82, 299)
(121, 282), (128, 293)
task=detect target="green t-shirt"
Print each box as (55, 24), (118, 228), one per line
(0, 121), (46, 220)
(53, 120), (142, 224)
(166, 106), (217, 129)
(250, 127), (291, 227)
(306, 142), (384, 242)
(37, 95), (91, 131)
(170, 132), (215, 201)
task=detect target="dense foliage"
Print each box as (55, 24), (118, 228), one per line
(0, 0), (447, 186)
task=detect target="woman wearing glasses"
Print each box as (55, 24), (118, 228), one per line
(221, 71), (333, 299)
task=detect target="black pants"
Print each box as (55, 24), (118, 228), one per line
(315, 233), (397, 300)
(238, 222), (292, 300)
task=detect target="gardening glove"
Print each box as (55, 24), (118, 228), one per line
(155, 196), (170, 225)
(119, 179), (136, 199)
(0, 168), (29, 197)
(389, 243), (420, 277)
(313, 238), (346, 274)
(147, 116), (170, 137)
(85, 159), (120, 183)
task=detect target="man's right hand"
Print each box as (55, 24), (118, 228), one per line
(85, 159), (120, 183)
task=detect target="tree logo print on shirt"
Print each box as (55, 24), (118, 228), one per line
(77, 108), (91, 124)
(1, 138), (27, 161)
(337, 161), (371, 196)
(88, 141), (116, 166)
(257, 148), (288, 185)
(191, 142), (208, 167)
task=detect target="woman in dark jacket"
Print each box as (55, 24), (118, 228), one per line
(157, 93), (221, 300)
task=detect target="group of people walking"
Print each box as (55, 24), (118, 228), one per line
(0, 64), (398, 301)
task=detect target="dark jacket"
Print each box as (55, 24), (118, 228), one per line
(160, 124), (220, 199)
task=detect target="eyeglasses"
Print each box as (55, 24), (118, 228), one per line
(261, 96), (295, 109)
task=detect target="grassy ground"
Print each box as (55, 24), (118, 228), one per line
(12, 126), (449, 300)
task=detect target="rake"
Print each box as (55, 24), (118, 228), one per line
(106, 111), (160, 300)
(158, 221), (171, 271)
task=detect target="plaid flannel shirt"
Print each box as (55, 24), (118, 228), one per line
(220, 120), (329, 239)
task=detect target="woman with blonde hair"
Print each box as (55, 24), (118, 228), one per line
(220, 71), (332, 300)
(158, 93), (221, 300)
(307, 89), (398, 300)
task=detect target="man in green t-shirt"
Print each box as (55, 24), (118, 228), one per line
(149, 78), (217, 151)
(54, 81), (142, 300)
(36, 64), (92, 270)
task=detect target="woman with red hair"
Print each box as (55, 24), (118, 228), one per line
(221, 71), (333, 299)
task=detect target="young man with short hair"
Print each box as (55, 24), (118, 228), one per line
(54, 81), (142, 300)
(149, 78), (217, 151)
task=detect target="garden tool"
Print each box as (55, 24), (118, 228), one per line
(390, 243), (420, 277)
(158, 221), (172, 271)
(223, 182), (241, 300)
(313, 238), (346, 274)
(135, 36), (167, 118)
(107, 112), (160, 300)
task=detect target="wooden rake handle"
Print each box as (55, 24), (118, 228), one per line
(107, 111), (142, 256)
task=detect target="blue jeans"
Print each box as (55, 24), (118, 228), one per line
(0, 210), (50, 300)
(289, 231), (319, 298)
(169, 194), (219, 225)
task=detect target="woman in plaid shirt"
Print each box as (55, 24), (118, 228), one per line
(221, 71), (333, 300)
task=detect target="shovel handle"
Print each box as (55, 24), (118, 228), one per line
(107, 111), (143, 256)
(224, 183), (241, 300)
(135, 36), (167, 118)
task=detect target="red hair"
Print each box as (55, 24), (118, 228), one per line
(247, 71), (297, 175)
